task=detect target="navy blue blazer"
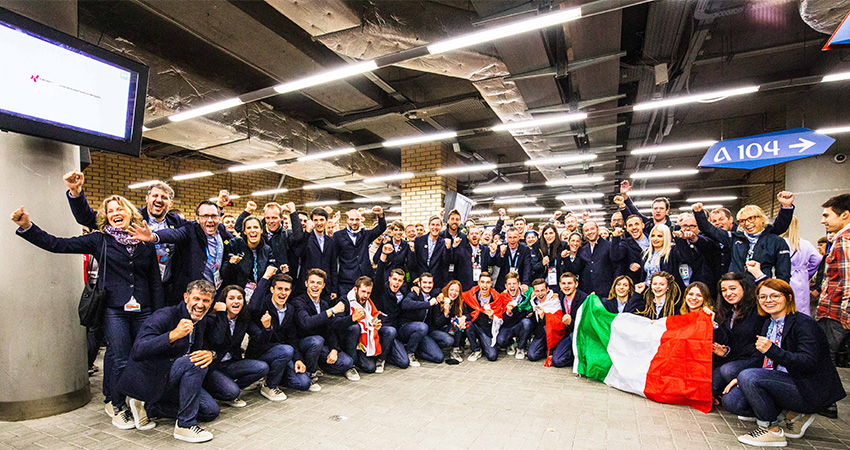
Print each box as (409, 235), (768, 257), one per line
(621, 197), (677, 236)
(610, 235), (646, 285)
(413, 234), (452, 290)
(206, 310), (250, 366)
(117, 303), (210, 403)
(576, 239), (622, 297)
(492, 244), (532, 291)
(373, 239), (416, 275)
(220, 238), (272, 288)
(292, 293), (346, 351)
(235, 210), (305, 271)
(760, 312), (846, 409)
(294, 232), (338, 294)
(601, 294), (643, 314)
(17, 224), (164, 311)
(715, 306), (768, 362)
(334, 218), (387, 288)
(245, 277), (303, 362)
(401, 289), (434, 324)
(440, 229), (470, 289)
(372, 257), (409, 327)
(67, 189), (188, 232)
(155, 222), (233, 305)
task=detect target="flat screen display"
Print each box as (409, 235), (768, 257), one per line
(0, 7), (148, 156)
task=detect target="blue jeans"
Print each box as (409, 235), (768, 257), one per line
(526, 328), (572, 365)
(712, 356), (762, 397)
(398, 321), (429, 355)
(103, 307), (150, 410)
(345, 325), (408, 371)
(204, 359), (269, 401)
(255, 344), (294, 389)
(467, 322), (498, 361)
(318, 345), (355, 375)
(496, 318), (532, 350)
(297, 335), (324, 374)
(722, 368), (816, 427)
(149, 355), (219, 428)
(527, 319), (547, 361)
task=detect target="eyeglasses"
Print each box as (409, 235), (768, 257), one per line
(198, 214), (220, 220)
(679, 224), (698, 229)
(757, 293), (784, 301)
(738, 215), (761, 224)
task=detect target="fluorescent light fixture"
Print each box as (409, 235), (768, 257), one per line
(686, 196), (737, 203)
(627, 187), (681, 196)
(436, 163), (497, 175)
(169, 98), (244, 122)
(632, 86), (759, 111)
(491, 112), (588, 132)
(305, 200), (339, 207)
(494, 197), (537, 204)
(477, 216), (499, 222)
(303, 181), (346, 190)
(629, 200), (654, 207)
(469, 209), (493, 215)
(274, 61), (378, 94)
(362, 173), (414, 184)
(353, 196), (392, 203)
(822, 72), (850, 83)
(630, 169), (699, 179)
(388, 206), (402, 212)
(508, 206), (544, 213)
(382, 131), (458, 148)
(427, 7), (582, 54)
(816, 125), (850, 135)
(173, 171), (214, 181)
(545, 176), (605, 187)
(252, 188), (289, 196)
(385, 216), (402, 221)
(473, 183), (523, 194)
(128, 180), (162, 189)
(631, 140), (717, 155)
(297, 147), (357, 162)
(522, 213), (554, 219)
(561, 203), (603, 210)
(524, 153), (597, 166)
(209, 194), (241, 202)
(586, 211), (607, 216)
(556, 192), (604, 201)
(679, 204), (722, 211)
(228, 161), (278, 172)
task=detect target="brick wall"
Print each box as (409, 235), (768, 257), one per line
(82, 151), (307, 218)
(400, 141), (459, 226)
(742, 163), (786, 218)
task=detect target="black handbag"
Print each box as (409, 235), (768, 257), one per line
(79, 240), (107, 328)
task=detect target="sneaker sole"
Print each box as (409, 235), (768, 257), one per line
(112, 418), (135, 430)
(174, 433), (213, 443)
(515, 354), (525, 360)
(129, 400), (156, 431)
(738, 416), (757, 422)
(224, 402), (246, 408)
(786, 415), (816, 439)
(737, 436), (786, 447)
(260, 390), (287, 401)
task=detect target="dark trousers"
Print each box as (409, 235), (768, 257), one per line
(819, 318), (850, 364)
(398, 321), (429, 355)
(712, 356), (763, 397)
(526, 329), (572, 366)
(256, 344), (297, 389)
(297, 335), (325, 374)
(528, 320), (547, 361)
(347, 325), (410, 372)
(204, 359), (269, 401)
(496, 318), (532, 350)
(148, 355), (219, 428)
(103, 307), (150, 410)
(400, 322), (447, 363)
(722, 368), (818, 427)
(86, 325), (104, 368)
(467, 322), (498, 361)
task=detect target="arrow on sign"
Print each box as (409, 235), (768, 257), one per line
(789, 138), (815, 153)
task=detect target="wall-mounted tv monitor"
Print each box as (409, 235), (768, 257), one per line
(0, 7), (148, 156)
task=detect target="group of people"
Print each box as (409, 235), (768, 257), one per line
(9, 169), (850, 447)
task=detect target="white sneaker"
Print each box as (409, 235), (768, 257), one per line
(515, 348), (526, 360)
(408, 353), (421, 367)
(223, 397), (246, 408)
(468, 350), (482, 362)
(738, 415), (757, 422)
(784, 413), (815, 439)
(111, 408), (135, 430)
(507, 342), (517, 355)
(450, 348), (463, 362)
(174, 423), (213, 443)
(345, 368), (361, 381)
(737, 426), (786, 447)
(260, 385), (287, 401)
(308, 379), (322, 392)
(105, 401), (115, 418)
(128, 397), (156, 430)
(375, 360), (385, 374)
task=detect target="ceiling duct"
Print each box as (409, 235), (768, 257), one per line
(799, 0), (850, 34)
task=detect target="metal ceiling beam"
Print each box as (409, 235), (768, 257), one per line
(504, 51), (627, 81)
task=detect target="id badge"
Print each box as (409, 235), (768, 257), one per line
(510, 266), (517, 274)
(473, 267), (482, 281)
(448, 264), (455, 273)
(679, 264), (691, 284)
(124, 296), (141, 312)
(547, 267), (557, 285)
(245, 282), (257, 303)
(214, 270), (222, 290)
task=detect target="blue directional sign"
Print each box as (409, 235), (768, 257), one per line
(698, 128), (835, 170)
(823, 12), (850, 50)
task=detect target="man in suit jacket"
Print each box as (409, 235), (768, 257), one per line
(493, 227), (532, 292)
(440, 209), (469, 289)
(293, 208), (339, 298)
(373, 221), (416, 275)
(334, 206), (386, 298)
(116, 280), (219, 443)
(413, 215), (453, 290)
(577, 220), (622, 297)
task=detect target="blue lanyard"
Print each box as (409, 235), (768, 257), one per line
(252, 249), (258, 282)
(207, 235), (223, 271)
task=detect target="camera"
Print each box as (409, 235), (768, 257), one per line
(835, 153), (847, 164)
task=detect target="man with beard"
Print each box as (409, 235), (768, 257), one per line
(334, 207), (386, 298)
(130, 201), (233, 305)
(294, 208), (339, 299)
(117, 280), (219, 443)
(368, 245), (413, 368)
(576, 220), (621, 296)
(343, 275), (404, 374)
(440, 209), (468, 290)
(617, 180), (676, 235)
(610, 211), (624, 232)
(235, 201), (304, 276)
(459, 225), (497, 291)
(401, 273), (451, 364)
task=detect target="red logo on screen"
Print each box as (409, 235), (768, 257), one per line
(30, 75), (39, 82)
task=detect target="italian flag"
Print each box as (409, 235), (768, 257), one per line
(573, 295), (713, 413)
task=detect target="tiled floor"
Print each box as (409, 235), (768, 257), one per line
(2, 352), (850, 449)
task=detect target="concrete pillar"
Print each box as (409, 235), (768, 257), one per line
(785, 154), (850, 243)
(0, 0), (90, 420)
(400, 142), (459, 226)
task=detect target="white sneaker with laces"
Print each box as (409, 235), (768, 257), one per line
(737, 426), (787, 447)
(507, 342), (517, 355)
(111, 408), (135, 430)
(515, 348), (526, 360)
(375, 360), (385, 374)
(345, 368), (361, 381)
(468, 350), (482, 362)
(450, 348), (463, 362)
(128, 397), (156, 430)
(223, 397), (247, 408)
(408, 353), (421, 367)
(261, 384), (287, 401)
(105, 401), (115, 418)
(173, 423), (213, 443)
(308, 379), (322, 392)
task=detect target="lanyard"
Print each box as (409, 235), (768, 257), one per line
(252, 249), (258, 282)
(508, 249), (519, 267)
(763, 319), (785, 369)
(207, 235), (223, 271)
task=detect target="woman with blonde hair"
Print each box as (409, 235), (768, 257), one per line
(11, 195), (164, 430)
(640, 224), (700, 291)
(780, 216), (822, 315)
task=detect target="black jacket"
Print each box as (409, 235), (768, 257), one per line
(334, 218), (387, 287)
(155, 222), (233, 305)
(235, 210), (304, 272)
(413, 234), (452, 290)
(576, 239), (622, 297)
(492, 244), (533, 291)
(715, 306), (768, 362)
(245, 277), (303, 362)
(220, 238), (272, 289)
(372, 257), (409, 327)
